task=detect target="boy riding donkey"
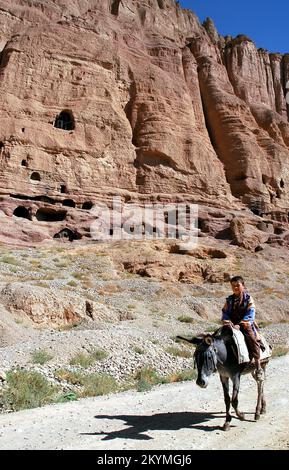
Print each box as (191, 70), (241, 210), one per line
(222, 276), (264, 381)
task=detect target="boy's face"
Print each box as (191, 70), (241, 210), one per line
(231, 281), (245, 296)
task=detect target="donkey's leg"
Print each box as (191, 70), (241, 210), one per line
(261, 392), (266, 415)
(261, 365), (266, 415)
(220, 375), (231, 431)
(231, 374), (245, 421)
(252, 368), (265, 421)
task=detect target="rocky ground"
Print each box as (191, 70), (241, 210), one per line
(0, 237), (288, 411)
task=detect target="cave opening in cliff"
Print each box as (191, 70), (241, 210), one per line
(60, 185), (67, 194)
(0, 142), (4, 149)
(136, 151), (175, 168)
(36, 208), (67, 222)
(62, 199), (76, 208)
(13, 206), (31, 220)
(157, 0), (165, 9)
(198, 218), (206, 233)
(53, 228), (79, 242)
(280, 179), (285, 189)
(82, 201), (93, 210)
(111, 0), (121, 16)
(54, 111), (75, 131)
(136, 174), (145, 186)
(21, 159), (28, 167)
(250, 207), (263, 217)
(262, 175), (268, 185)
(30, 172), (41, 182)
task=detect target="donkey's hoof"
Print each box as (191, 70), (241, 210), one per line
(223, 422), (230, 431)
(237, 412), (245, 421)
(261, 408), (266, 415)
(254, 413), (260, 421)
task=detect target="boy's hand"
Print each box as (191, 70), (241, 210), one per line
(240, 321), (250, 329)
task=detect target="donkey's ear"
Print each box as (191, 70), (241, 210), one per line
(176, 336), (195, 344)
(191, 336), (203, 345)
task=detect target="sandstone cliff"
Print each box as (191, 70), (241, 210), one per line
(0, 0), (288, 244)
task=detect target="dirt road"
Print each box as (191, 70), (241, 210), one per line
(0, 356), (288, 450)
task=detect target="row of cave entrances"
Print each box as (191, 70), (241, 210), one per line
(13, 206), (79, 241)
(13, 200), (93, 216)
(12, 203), (93, 242)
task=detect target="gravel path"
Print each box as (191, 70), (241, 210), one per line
(0, 355), (288, 450)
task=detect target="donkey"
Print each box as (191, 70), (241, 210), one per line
(178, 327), (270, 431)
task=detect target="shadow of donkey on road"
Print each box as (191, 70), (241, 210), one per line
(83, 411), (224, 441)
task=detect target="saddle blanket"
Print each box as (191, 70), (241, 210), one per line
(232, 329), (272, 364)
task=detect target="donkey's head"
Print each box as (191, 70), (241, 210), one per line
(193, 335), (218, 389)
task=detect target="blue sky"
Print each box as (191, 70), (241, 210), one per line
(179, 0), (289, 54)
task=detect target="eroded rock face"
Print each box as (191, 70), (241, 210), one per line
(0, 0), (288, 245)
(230, 217), (270, 252)
(0, 283), (115, 326)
